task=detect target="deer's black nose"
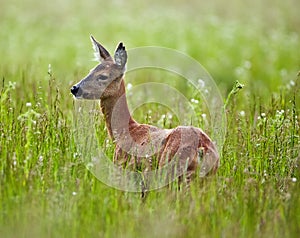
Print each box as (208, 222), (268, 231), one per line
(71, 85), (79, 95)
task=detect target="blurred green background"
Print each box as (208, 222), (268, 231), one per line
(1, 0), (299, 96)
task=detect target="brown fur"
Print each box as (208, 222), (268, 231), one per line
(71, 36), (219, 190)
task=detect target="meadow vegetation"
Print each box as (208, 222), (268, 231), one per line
(0, 0), (299, 237)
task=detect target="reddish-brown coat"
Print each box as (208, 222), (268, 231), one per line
(71, 36), (219, 187)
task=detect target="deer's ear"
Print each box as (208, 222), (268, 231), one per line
(114, 42), (127, 69)
(90, 35), (112, 62)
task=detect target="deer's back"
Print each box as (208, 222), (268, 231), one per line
(114, 124), (219, 174)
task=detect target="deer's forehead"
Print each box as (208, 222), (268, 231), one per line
(90, 63), (120, 75)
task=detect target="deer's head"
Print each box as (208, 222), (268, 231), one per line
(71, 36), (127, 100)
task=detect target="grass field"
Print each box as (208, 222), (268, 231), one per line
(1, 0), (300, 237)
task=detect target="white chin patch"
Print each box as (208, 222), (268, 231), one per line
(73, 95), (83, 100)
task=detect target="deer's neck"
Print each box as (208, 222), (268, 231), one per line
(100, 80), (137, 140)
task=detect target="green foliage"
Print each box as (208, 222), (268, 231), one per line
(0, 0), (299, 237)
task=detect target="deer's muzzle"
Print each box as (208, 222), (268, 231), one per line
(71, 85), (82, 98)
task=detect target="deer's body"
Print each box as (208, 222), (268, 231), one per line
(71, 36), (219, 188)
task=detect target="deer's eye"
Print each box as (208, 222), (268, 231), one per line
(98, 75), (108, 80)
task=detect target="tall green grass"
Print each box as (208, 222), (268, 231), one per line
(1, 0), (299, 237)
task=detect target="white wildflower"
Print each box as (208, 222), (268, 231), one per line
(39, 156), (43, 162)
(127, 83), (133, 91)
(276, 110), (284, 116)
(198, 79), (205, 89)
(191, 98), (199, 104)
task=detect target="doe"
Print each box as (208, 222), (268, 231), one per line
(71, 36), (219, 191)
